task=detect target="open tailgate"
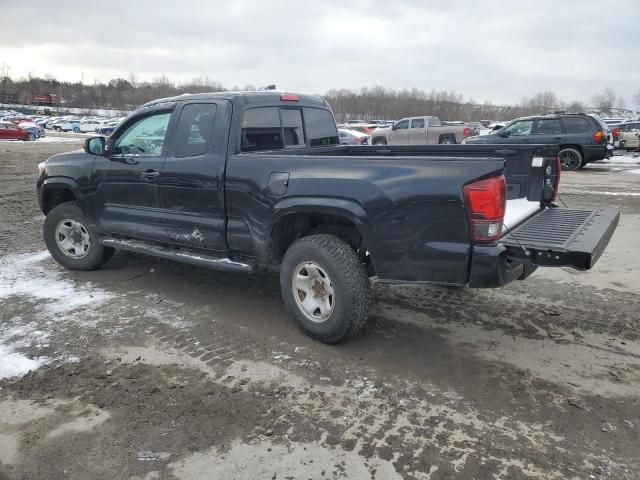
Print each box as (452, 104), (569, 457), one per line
(502, 207), (619, 270)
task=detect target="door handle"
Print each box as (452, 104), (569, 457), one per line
(141, 169), (160, 180)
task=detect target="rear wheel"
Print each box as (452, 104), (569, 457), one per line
(44, 202), (114, 271)
(25, 133), (35, 141)
(280, 234), (370, 344)
(439, 136), (456, 144)
(559, 148), (583, 171)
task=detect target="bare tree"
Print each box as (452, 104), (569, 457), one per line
(591, 87), (617, 115)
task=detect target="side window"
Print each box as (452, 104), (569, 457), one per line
(113, 112), (171, 156)
(562, 117), (591, 133)
(303, 108), (339, 147)
(281, 109), (305, 149)
(241, 107), (283, 152)
(535, 119), (562, 134)
(394, 120), (409, 130)
(411, 118), (425, 129)
(172, 103), (217, 158)
(428, 117), (441, 127)
(504, 120), (533, 136)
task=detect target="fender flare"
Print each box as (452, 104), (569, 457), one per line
(267, 197), (379, 265)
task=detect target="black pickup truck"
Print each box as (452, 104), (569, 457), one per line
(37, 91), (619, 343)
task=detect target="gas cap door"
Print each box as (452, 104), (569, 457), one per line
(267, 172), (290, 196)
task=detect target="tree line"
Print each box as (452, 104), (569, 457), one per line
(0, 68), (637, 122)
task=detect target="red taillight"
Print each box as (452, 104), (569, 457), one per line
(612, 128), (620, 140)
(463, 175), (507, 244)
(280, 94), (300, 102)
(463, 127), (471, 137)
(593, 130), (605, 144)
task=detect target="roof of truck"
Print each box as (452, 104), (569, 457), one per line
(141, 91), (330, 109)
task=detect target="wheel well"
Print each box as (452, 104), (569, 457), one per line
(559, 144), (584, 157)
(438, 133), (456, 143)
(270, 212), (373, 272)
(42, 188), (76, 214)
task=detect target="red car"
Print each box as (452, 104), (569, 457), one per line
(0, 121), (33, 141)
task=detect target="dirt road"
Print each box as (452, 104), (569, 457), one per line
(1, 138), (639, 479)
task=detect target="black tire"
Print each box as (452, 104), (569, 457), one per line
(439, 136), (456, 145)
(558, 147), (583, 171)
(280, 234), (370, 344)
(372, 138), (387, 145)
(25, 133), (35, 141)
(43, 202), (114, 271)
(54, 126), (62, 132)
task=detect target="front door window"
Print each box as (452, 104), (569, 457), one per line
(113, 112), (171, 156)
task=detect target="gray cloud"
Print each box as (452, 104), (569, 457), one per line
(0, 0), (638, 105)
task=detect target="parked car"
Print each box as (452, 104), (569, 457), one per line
(16, 121), (44, 139)
(338, 124), (376, 135)
(338, 128), (369, 145)
(615, 122), (640, 150)
(53, 119), (81, 132)
(97, 121), (121, 135)
(0, 121), (33, 141)
(370, 116), (476, 145)
(464, 113), (611, 170)
(79, 120), (105, 133)
(37, 91), (618, 344)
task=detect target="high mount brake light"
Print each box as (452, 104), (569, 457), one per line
(463, 175), (507, 244)
(280, 94), (300, 102)
(593, 130), (605, 144)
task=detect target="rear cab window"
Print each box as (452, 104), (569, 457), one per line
(240, 106), (338, 152)
(172, 103), (217, 157)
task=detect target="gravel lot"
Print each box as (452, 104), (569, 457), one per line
(1, 137), (639, 480)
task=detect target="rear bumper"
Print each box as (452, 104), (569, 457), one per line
(468, 244), (537, 288)
(582, 145), (609, 163)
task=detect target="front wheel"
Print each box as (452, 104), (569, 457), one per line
(280, 234), (370, 344)
(372, 138), (387, 145)
(44, 202), (114, 271)
(25, 133), (35, 141)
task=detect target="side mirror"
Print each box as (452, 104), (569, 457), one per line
(84, 136), (106, 155)
(497, 129), (510, 138)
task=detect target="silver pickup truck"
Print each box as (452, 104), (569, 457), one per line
(370, 115), (475, 145)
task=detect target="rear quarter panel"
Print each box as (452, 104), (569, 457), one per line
(225, 153), (505, 284)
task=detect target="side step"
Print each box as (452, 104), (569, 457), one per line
(102, 238), (254, 274)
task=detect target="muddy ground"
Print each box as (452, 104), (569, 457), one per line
(0, 137), (639, 480)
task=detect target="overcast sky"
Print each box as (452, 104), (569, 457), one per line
(1, 0), (638, 106)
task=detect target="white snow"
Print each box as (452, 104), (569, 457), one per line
(0, 345), (44, 379)
(629, 169), (640, 175)
(503, 198), (540, 230)
(0, 251), (113, 313)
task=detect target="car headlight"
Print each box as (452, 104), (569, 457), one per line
(37, 162), (46, 174)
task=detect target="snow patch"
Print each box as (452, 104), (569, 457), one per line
(0, 251), (113, 313)
(0, 345), (44, 379)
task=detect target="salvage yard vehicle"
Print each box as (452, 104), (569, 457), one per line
(37, 91), (619, 343)
(0, 121), (33, 141)
(464, 113), (612, 170)
(370, 115), (475, 145)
